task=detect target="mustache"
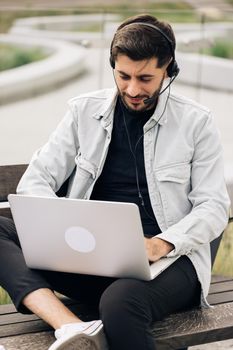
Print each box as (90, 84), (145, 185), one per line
(123, 92), (149, 99)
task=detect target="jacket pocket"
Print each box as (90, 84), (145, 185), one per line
(155, 163), (192, 224)
(156, 163), (190, 184)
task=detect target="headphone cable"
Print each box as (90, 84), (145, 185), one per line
(121, 83), (171, 220)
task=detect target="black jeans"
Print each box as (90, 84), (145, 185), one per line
(0, 216), (200, 350)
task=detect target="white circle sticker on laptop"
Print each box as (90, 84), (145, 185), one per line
(65, 226), (96, 253)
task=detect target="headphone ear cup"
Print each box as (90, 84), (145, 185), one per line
(167, 59), (179, 78)
(109, 56), (115, 69)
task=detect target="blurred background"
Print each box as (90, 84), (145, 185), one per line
(0, 0), (233, 334)
(0, 0), (232, 165)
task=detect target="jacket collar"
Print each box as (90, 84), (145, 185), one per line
(92, 87), (169, 127)
(92, 88), (118, 127)
(151, 89), (169, 126)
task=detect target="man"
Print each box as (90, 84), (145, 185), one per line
(0, 14), (230, 350)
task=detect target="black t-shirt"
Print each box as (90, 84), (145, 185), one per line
(90, 97), (161, 237)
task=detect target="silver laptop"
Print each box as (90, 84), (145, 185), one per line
(8, 194), (179, 281)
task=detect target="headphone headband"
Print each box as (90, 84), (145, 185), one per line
(110, 21), (180, 78)
(124, 22), (174, 54)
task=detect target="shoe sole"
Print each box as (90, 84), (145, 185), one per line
(49, 323), (108, 350)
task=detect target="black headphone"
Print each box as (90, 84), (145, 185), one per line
(110, 21), (180, 79)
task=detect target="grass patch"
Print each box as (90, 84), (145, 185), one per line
(97, 1), (193, 16)
(69, 23), (103, 33)
(178, 37), (233, 60)
(0, 9), (70, 33)
(0, 43), (48, 72)
(0, 287), (11, 305)
(213, 221), (233, 277)
(203, 39), (233, 59)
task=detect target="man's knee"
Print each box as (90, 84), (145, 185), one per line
(99, 278), (150, 322)
(99, 279), (153, 349)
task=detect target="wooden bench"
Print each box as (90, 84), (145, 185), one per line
(0, 164), (233, 350)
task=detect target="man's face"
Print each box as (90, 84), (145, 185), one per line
(114, 54), (167, 112)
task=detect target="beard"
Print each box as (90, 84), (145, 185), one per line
(119, 76), (165, 114)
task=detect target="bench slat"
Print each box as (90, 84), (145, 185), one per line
(1, 299), (233, 344)
(0, 165), (27, 202)
(0, 331), (54, 350)
(209, 280), (233, 294)
(0, 302), (97, 338)
(1, 302), (233, 349)
(0, 319), (52, 338)
(211, 275), (233, 283)
(0, 206), (12, 219)
(0, 313), (39, 326)
(153, 302), (233, 349)
(0, 303), (16, 315)
(207, 291), (233, 305)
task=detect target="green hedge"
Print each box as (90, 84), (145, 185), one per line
(213, 221), (233, 277)
(0, 287), (11, 305)
(206, 39), (233, 59)
(0, 43), (48, 72)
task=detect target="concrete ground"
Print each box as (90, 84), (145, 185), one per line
(0, 46), (233, 349)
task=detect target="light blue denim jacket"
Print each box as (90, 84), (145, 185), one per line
(17, 88), (230, 307)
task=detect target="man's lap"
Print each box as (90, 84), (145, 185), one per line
(0, 216), (200, 319)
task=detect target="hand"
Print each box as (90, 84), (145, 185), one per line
(144, 237), (174, 262)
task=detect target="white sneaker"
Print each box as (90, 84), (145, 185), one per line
(48, 320), (108, 350)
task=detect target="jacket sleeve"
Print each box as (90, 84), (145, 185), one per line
(156, 112), (230, 256)
(17, 104), (79, 197)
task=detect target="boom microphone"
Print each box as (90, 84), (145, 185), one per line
(143, 71), (179, 105)
(143, 88), (161, 105)
(143, 96), (158, 105)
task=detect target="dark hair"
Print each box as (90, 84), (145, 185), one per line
(110, 14), (176, 68)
